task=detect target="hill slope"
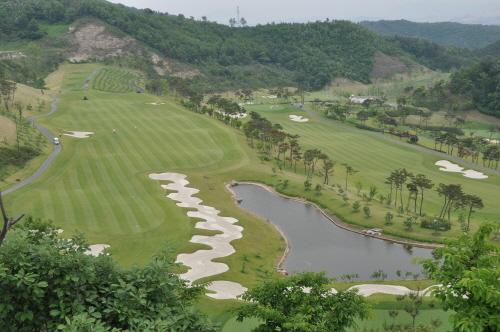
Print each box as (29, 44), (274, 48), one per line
(360, 20), (500, 49)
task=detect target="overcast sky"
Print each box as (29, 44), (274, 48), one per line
(107, 0), (500, 25)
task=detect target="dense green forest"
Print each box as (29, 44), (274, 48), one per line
(1, 0), (500, 100)
(399, 55), (500, 117)
(0, 0), (498, 92)
(360, 20), (500, 49)
(447, 56), (500, 116)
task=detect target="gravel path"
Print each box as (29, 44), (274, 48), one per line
(298, 104), (500, 176)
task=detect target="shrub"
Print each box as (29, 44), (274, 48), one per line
(354, 123), (384, 132)
(420, 216), (451, 230)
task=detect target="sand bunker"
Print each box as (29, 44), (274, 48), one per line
(146, 102), (165, 105)
(63, 131), (94, 138)
(149, 172), (246, 299)
(290, 284), (439, 297)
(486, 139), (499, 144)
(289, 115), (309, 122)
(238, 102), (254, 105)
(435, 160), (488, 179)
(36, 229), (110, 256)
(85, 244), (110, 256)
(261, 95), (277, 98)
(461, 169), (488, 179)
(435, 160), (464, 172)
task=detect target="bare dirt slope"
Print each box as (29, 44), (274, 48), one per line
(66, 18), (200, 78)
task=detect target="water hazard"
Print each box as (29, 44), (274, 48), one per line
(232, 184), (435, 281)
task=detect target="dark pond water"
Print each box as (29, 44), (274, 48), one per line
(232, 184), (435, 281)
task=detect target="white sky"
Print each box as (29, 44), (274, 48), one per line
(107, 0), (500, 25)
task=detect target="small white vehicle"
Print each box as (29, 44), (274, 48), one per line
(54, 137), (59, 145)
(366, 228), (382, 235)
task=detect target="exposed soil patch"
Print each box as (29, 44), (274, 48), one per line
(371, 51), (410, 79)
(68, 21), (135, 62)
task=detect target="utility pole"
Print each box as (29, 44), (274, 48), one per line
(237, 6), (240, 27)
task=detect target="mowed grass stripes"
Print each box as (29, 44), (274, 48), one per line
(243, 104), (500, 233)
(4, 68), (247, 266)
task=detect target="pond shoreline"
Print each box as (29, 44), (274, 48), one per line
(226, 181), (441, 270)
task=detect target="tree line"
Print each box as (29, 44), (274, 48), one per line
(5, 0), (500, 93)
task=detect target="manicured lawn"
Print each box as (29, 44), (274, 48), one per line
(3, 63), (498, 329)
(3, 65), (280, 275)
(239, 103), (500, 238)
(220, 310), (454, 332)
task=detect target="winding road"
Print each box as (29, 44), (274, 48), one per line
(131, 71), (145, 93)
(3, 68), (146, 195)
(298, 104), (500, 176)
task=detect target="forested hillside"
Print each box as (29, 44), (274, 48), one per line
(360, 20), (500, 49)
(0, 0), (499, 93)
(447, 56), (500, 116)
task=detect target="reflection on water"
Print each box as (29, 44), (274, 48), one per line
(232, 184), (434, 281)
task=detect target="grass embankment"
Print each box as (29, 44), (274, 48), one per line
(0, 82), (54, 187)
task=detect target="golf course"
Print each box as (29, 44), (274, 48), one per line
(2, 62), (499, 331)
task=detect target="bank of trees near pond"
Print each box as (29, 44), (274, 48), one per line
(179, 92), (492, 237)
(238, 110), (488, 238)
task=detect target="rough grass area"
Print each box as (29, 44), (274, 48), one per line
(91, 68), (136, 93)
(0, 115), (16, 145)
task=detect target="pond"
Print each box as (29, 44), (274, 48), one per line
(232, 184), (435, 281)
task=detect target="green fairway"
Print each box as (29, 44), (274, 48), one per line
(221, 310), (454, 332)
(2, 65), (272, 270)
(91, 68), (137, 93)
(3, 63), (500, 328)
(5, 63), (500, 271)
(241, 103), (500, 237)
(349, 309), (454, 332)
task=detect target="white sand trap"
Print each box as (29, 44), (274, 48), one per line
(287, 284), (438, 298)
(206, 281), (248, 300)
(84, 244), (110, 256)
(149, 172), (247, 299)
(462, 169), (488, 179)
(435, 160), (488, 179)
(63, 131), (94, 138)
(238, 102), (254, 105)
(344, 284), (438, 297)
(289, 115), (309, 122)
(486, 139), (499, 144)
(261, 95), (277, 98)
(53, 229), (109, 256)
(146, 102), (165, 105)
(435, 160), (464, 172)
